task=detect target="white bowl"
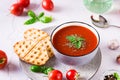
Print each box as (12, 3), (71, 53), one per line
(51, 21), (100, 65)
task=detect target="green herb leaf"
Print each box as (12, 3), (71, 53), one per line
(114, 72), (120, 79)
(30, 65), (42, 72)
(30, 65), (54, 75)
(40, 16), (52, 23)
(75, 41), (82, 49)
(28, 10), (37, 18)
(38, 12), (44, 18)
(77, 37), (85, 41)
(44, 67), (54, 74)
(24, 18), (36, 25)
(66, 35), (76, 42)
(66, 34), (85, 49)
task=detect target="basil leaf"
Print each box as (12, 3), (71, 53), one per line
(44, 67), (54, 75)
(75, 41), (82, 49)
(24, 18), (36, 25)
(28, 10), (37, 18)
(30, 65), (54, 75)
(40, 16), (52, 23)
(38, 12), (44, 18)
(66, 34), (85, 49)
(114, 72), (120, 79)
(66, 35), (76, 42)
(77, 37), (85, 41)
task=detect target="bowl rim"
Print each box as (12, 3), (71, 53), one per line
(50, 21), (100, 57)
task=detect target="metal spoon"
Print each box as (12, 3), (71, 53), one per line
(91, 15), (120, 28)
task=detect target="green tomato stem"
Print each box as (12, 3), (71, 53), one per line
(0, 58), (5, 64)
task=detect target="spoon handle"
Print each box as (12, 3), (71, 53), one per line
(109, 25), (120, 28)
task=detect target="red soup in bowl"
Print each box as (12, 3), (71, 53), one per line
(51, 21), (100, 65)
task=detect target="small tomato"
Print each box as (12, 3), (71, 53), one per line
(18, 0), (30, 8)
(48, 70), (63, 80)
(42, 0), (54, 11)
(10, 3), (24, 16)
(0, 50), (7, 69)
(66, 69), (80, 80)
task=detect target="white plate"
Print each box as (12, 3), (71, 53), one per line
(19, 26), (102, 80)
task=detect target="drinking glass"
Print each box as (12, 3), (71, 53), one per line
(83, 0), (113, 14)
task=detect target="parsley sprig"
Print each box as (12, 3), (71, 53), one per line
(66, 34), (85, 49)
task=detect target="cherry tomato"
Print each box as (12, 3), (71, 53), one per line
(0, 50), (7, 69)
(116, 55), (120, 64)
(18, 0), (30, 8)
(42, 0), (54, 11)
(48, 70), (63, 80)
(66, 69), (79, 80)
(10, 3), (24, 16)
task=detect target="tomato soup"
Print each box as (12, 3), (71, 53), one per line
(52, 25), (98, 56)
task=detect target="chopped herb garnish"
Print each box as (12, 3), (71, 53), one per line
(66, 34), (85, 49)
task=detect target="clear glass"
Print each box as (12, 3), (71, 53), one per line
(83, 0), (113, 14)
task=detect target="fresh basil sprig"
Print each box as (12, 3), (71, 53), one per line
(30, 65), (54, 75)
(24, 10), (52, 25)
(66, 34), (85, 49)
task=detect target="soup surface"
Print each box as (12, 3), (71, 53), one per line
(52, 26), (98, 56)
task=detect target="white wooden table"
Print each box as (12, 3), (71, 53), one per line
(0, 0), (120, 80)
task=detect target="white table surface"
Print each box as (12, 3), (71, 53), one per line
(0, 0), (120, 80)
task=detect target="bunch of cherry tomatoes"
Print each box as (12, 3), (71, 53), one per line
(10, 0), (54, 16)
